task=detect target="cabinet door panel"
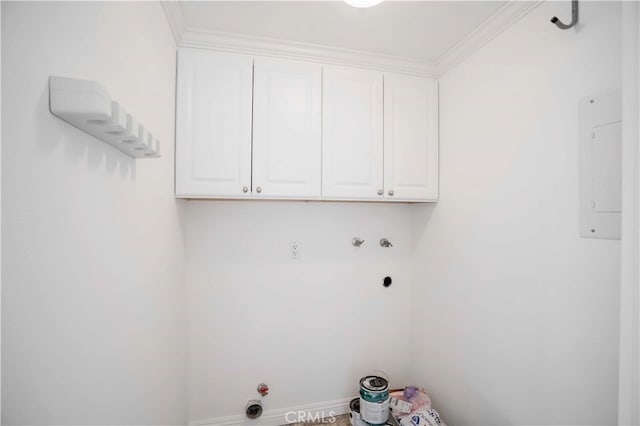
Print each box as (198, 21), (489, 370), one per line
(252, 58), (322, 198)
(175, 49), (253, 197)
(322, 66), (383, 199)
(384, 74), (438, 201)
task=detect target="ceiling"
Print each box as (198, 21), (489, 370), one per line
(178, 1), (507, 63)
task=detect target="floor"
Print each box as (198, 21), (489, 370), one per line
(285, 413), (351, 425)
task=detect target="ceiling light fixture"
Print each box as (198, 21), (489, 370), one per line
(344, 0), (384, 8)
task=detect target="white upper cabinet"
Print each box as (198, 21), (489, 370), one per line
(174, 48), (438, 202)
(252, 58), (322, 199)
(322, 66), (384, 199)
(323, 68), (438, 202)
(384, 73), (439, 201)
(175, 49), (253, 197)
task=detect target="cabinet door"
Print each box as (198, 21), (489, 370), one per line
(252, 58), (322, 198)
(175, 49), (253, 197)
(383, 74), (439, 201)
(322, 66), (383, 200)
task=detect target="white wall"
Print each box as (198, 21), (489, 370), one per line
(410, 2), (622, 425)
(620, 2), (640, 424)
(1, 2), (628, 425)
(1, 2), (187, 424)
(1, 1), (4, 420)
(186, 201), (413, 422)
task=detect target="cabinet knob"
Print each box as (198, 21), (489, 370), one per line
(388, 189), (394, 196)
(242, 186), (249, 193)
(377, 189), (383, 196)
(256, 186), (262, 194)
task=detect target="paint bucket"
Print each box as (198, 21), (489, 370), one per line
(349, 397), (368, 426)
(359, 376), (390, 425)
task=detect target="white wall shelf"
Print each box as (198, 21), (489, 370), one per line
(48, 76), (160, 159)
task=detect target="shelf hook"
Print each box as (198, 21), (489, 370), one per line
(551, 0), (578, 30)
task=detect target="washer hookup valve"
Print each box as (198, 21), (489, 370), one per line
(257, 383), (269, 397)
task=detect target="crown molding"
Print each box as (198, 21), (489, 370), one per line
(436, 0), (544, 76)
(165, 0), (542, 78)
(179, 28), (439, 78)
(161, 1), (186, 46)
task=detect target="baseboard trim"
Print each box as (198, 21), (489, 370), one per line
(190, 397), (352, 426)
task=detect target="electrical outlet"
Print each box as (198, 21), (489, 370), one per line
(290, 241), (300, 260)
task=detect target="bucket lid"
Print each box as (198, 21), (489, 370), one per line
(349, 398), (360, 413)
(360, 375), (389, 391)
